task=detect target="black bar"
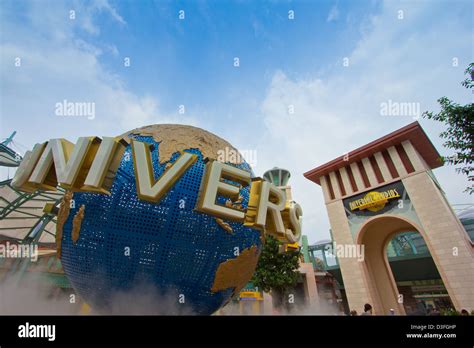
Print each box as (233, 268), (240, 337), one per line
(0, 315), (472, 346)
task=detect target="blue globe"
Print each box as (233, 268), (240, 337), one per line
(59, 124), (262, 315)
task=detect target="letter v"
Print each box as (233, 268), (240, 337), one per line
(131, 140), (197, 203)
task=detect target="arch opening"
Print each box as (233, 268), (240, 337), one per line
(387, 230), (454, 315)
(357, 216), (454, 315)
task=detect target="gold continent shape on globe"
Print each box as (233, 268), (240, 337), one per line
(120, 124), (243, 164)
(118, 124), (260, 297)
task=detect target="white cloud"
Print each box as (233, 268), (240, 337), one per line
(327, 5), (340, 22)
(0, 0), (198, 179)
(77, 0), (126, 35)
(0, 1), (196, 146)
(256, 0), (473, 243)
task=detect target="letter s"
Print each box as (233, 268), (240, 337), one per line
(286, 202), (303, 243)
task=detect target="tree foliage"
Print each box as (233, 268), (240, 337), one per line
(251, 235), (300, 296)
(422, 63), (474, 194)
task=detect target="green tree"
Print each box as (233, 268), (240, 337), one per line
(251, 235), (300, 311)
(422, 63), (474, 194)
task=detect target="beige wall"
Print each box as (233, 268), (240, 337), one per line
(325, 171), (474, 314)
(321, 139), (474, 314)
(402, 172), (474, 311)
(299, 262), (319, 306)
(326, 200), (373, 314)
(356, 215), (420, 315)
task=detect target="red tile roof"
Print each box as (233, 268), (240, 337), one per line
(304, 122), (443, 185)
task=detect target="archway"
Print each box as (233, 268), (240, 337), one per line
(387, 231), (454, 315)
(305, 123), (474, 313)
(356, 215), (429, 315)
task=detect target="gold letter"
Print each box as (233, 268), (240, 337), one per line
(28, 139), (77, 191)
(244, 179), (286, 239)
(28, 137), (123, 192)
(81, 137), (128, 194)
(132, 139), (197, 202)
(13, 136), (127, 194)
(281, 202), (303, 243)
(11, 143), (47, 192)
(196, 160), (251, 221)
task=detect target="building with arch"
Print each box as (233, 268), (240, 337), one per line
(304, 122), (474, 315)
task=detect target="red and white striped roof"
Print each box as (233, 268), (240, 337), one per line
(304, 122), (443, 201)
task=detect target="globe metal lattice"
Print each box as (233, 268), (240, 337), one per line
(60, 133), (262, 315)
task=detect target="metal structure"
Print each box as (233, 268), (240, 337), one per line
(0, 131), (64, 245)
(0, 132), (66, 289)
(452, 203), (474, 215)
(0, 179), (64, 245)
(0, 132), (23, 167)
(263, 167), (291, 187)
(0, 178), (65, 286)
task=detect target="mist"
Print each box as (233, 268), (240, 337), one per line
(0, 273), (79, 315)
(0, 272), (341, 316)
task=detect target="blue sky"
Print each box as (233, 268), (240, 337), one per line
(1, 0), (473, 242)
(62, 1), (377, 103)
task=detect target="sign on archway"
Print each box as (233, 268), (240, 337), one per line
(304, 122), (474, 315)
